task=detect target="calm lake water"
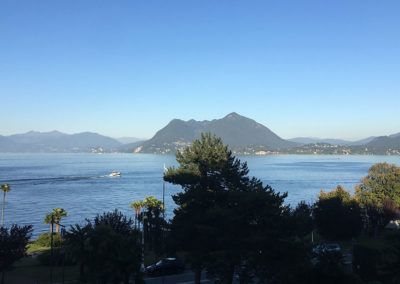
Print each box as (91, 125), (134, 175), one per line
(1, 153), (399, 238)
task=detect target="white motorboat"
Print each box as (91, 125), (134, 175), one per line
(109, 171), (121, 177)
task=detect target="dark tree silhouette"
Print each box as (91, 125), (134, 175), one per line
(0, 224), (33, 284)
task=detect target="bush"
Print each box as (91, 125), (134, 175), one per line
(35, 232), (64, 247)
(353, 244), (381, 281)
(37, 249), (75, 266)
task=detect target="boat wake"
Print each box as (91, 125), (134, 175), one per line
(0, 174), (119, 184)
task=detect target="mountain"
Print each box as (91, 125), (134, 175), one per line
(288, 137), (352, 145)
(0, 135), (18, 152)
(135, 112), (297, 153)
(348, 136), (377, 145)
(0, 131), (122, 152)
(116, 137), (145, 144)
(288, 136), (377, 146)
(367, 135), (400, 148)
(8, 130), (67, 144)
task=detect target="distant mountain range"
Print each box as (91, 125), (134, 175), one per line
(0, 131), (122, 153)
(288, 136), (376, 145)
(0, 114), (399, 155)
(116, 137), (145, 144)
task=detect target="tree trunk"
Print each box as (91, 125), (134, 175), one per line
(194, 268), (202, 284)
(56, 223), (60, 233)
(1, 191), (5, 227)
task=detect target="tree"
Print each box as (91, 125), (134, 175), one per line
(314, 185), (362, 240)
(291, 201), (314, 238)
(355, 163), (400, 234)
(130, 200), (145, 228)
(44, 208), (68, 233)
(165, 133), (294, 284)
(0, 224), (33, 284)
(355, 162), (400, 207)
(66, 210), (142, 284)
(1, 184), (11, 228)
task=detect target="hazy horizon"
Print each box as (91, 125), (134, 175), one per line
(1, 1), (399, 140)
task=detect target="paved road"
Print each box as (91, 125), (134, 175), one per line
(145, 270), (214, 284)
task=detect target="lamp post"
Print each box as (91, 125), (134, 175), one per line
(141, 213), (147, 272)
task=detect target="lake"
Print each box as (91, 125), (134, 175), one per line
(1, 153), (399, 237)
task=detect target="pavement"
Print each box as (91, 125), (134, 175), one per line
(145, 270), (214, 284)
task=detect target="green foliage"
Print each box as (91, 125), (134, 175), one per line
(34, 232), (64, 248)
(0, 184), (10, 194)
(355, 162), (400, 207)
(0, 224), (33, 278)
(135, 196), (167, 254)
(1, 184), (11, 228)
(291, 201), (314, 238)
(354, 163), (400, 234)
(44, 208), (67, 225)
(314, 185), (362, 240)
(312, 251), (364, 284)
(90, 209), (133, 236)
(36, 248), (75, 266)
(65, 210), (142, 284)
(165, 133), (307, 283)
(353, 244), (381, 281)
(352, 231), (400, 283)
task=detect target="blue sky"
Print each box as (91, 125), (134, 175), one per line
(1, 0), (399, 140)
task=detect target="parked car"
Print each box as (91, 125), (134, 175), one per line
(146, 257), (184, 276)
(312, 243), (341, 254)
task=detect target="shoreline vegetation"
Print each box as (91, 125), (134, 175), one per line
(1, 134), (400, 283)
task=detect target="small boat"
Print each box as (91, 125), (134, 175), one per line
(108, 171), (121, 177)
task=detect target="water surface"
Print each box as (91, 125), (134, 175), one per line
(1, 153), (399, 237)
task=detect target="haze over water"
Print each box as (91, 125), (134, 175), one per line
(1, 153), (399, 238)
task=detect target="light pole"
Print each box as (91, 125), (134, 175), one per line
(141, 213), (147, 272)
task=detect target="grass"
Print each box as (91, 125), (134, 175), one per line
(26, 242), (50, 255)
(5, 257), (79, 284)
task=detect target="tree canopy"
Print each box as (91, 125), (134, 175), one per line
(44, 208), (68, 233)
(0, 224), (32, 283)
(164, 133), (298, 284)
(66, 210), (142, 284)
(355, 162), (400, 207)
(314, 185), (362, 240)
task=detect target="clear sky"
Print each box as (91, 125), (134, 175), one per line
(1, 0), (399, 140)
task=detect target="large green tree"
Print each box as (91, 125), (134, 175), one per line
(1, 184), (11, 228)
(66, 210), (142, 284)
(355, 162), (400, 207)
(314, 185), (362, 240)
(355, 162), (400, 234)
(165, 133), (296, 284)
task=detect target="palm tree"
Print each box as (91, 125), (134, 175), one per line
(130, 200), (144, 229)
(44, 208), (68, 233)
(1, 184), (11, 227)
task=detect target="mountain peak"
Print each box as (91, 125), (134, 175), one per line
(139, 113), (296, 153)
(224, 112), (242, 119)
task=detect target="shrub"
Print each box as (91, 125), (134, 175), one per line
(37, 249), (75, 266)
(35, 232), (64, 247)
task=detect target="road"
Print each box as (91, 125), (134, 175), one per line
(145, 270), (214, 284)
